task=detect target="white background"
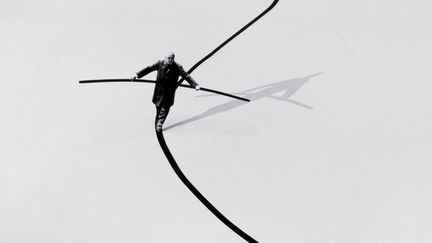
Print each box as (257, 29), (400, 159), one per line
(1, 0), (431, 242)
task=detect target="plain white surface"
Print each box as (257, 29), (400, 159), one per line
(1, 0), (432, 242)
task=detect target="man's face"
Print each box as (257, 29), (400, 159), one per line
(165, 53), (175, 65)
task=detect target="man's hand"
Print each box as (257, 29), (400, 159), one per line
(130, 74), (137, 81)
(195, 85), (201, 91)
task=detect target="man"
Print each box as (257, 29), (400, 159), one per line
(131, 52), (200, 132)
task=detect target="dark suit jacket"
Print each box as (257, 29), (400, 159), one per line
(136, 60), (198, 107)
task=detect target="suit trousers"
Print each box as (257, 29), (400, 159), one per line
(155, 105), (170, 127)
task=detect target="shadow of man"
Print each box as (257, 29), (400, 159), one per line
(165, 72), (322, 131)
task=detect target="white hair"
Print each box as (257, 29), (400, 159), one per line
(165, 51), (175, 59)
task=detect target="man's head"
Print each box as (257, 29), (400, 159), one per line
(164, 52), (175, 65)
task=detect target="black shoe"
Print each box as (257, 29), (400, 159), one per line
(156, 124), (162, 132)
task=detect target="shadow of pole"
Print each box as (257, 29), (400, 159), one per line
(165, 72), (322, 131)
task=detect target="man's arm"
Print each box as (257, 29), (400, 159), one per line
(178, 64), (200, 90)
(131, 60), (160, 80)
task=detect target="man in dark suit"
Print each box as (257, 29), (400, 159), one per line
(131, 52), (200, 132)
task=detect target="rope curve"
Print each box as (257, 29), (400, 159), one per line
(178, 0), (279, 83)
(78, 1), (279, 242)
(159, 1), (279, 242)
(156, 130), (258, 242)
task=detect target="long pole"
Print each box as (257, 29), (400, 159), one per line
(78, 79), (250, 102)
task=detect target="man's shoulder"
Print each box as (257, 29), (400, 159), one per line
(150, 60), (163, 68)
(173, 61), (184, 69)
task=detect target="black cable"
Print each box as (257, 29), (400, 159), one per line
(159, 1), (279, 242)
(178, 0), (279, 84)
(79, 1), (279, 241)
(156, 130), (258, 243)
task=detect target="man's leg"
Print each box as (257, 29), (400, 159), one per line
(155, 106), (161, 127)
(155, 105), (170, 131)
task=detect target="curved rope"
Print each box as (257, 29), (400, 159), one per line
(160, 1), (279, 242)
(78, 2), (278, 242)
(178, 0), (279, 84)
(156, 130), (258, 242)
